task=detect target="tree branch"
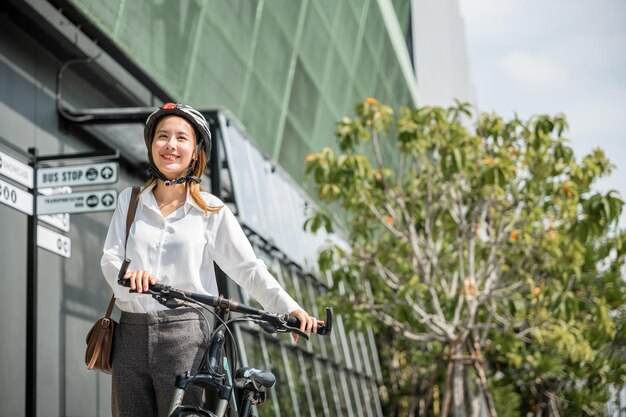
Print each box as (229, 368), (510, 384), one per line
(365, 303), (449, 342)
(372, 256), (402, 290)
(358, 189), (407, 240)
(404, 294), (454, 339)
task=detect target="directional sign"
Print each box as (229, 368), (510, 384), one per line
(37, 225), (71, 258)
(0, 177), (33, 215)
(0, 150), (33, 188)
(37, 189), (117, 215)
(37, 162), (118, 187)
(38, 187), (71, 232)
(39, 213), (70, 232)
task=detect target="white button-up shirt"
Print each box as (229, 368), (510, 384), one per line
(101, 185), (301, 314)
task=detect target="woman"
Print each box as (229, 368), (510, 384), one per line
(101, 102), (318, 417)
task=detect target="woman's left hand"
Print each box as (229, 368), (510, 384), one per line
(289, 309), (323, 343)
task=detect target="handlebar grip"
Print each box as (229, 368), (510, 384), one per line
(286, 307), (333, 336)
(321, 307), (333, 335)
(117, 278), (168, 293)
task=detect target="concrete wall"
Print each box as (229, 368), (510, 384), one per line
(412, 0), (475, 107)
(0, 10), (141, 416)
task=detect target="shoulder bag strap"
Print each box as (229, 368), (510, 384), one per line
(106, 186), (141, 318)
(124, 187), (141, 248)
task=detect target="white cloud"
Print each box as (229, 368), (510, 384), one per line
(497, 52), (571, 93)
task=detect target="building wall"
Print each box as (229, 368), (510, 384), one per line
(0, 7), (143, 416)
(0, 3), (387, 416)
(411, 0), (475, 106)
(64, 0), (418, 187)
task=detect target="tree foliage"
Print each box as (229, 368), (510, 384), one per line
(304, 98), (626, 417)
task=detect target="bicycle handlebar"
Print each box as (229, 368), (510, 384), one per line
(117, 279), (333, 337)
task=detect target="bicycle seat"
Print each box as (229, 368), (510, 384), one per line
(234, 367), (276, 391)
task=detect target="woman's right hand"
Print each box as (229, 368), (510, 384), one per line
(123, 270), (158, 293)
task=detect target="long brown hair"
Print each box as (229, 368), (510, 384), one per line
(144, 116), (222, 214)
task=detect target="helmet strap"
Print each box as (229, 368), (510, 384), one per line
(146, 163), (201, 186)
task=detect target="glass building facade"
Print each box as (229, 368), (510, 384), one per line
(0, 1), (419, 415)
(63, 0), (418, 187)
(219, 113), (384, 416)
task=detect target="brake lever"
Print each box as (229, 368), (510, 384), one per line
(257, 316), (309, 341)
(147, 285), (187, 309)
(283, 324), (309, 341)
(152, 293), (186, 309)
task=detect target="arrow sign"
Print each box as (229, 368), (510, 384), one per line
(37, 189), (117, 215)
(37, 162), (118, 187)
(38, 187), (71, 232)
(0, 177), (33, 215)
(37, 225), (71, 258)
(0, 150), (34, 188)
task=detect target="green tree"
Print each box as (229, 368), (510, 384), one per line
(304, 98), (626, 417)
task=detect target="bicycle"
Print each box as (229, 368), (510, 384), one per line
(117, 278), (333, 417)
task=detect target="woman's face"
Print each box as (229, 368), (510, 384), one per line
(151, 115), (197, 180)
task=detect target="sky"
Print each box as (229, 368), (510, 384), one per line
(458, 0), (626, 226)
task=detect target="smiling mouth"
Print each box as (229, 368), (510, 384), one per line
(161, 154), (179, 161)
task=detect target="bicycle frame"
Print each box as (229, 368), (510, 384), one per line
(167, 306), (241, 417)
(118, 280), (333, 417)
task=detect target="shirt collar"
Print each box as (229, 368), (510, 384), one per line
(139, 182), (206, 216)
(185, 189), (206, 215)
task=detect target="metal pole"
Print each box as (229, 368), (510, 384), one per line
(209, 123), (221, 199)
(209, 123), (232, 299)
(26, 146), (37, 417)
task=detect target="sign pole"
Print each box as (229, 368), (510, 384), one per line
(0, 142), (119, 417)
(26, 147), (37, 417)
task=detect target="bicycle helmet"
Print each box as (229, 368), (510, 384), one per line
(144, 102), (212, 186)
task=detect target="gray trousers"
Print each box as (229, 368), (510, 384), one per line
(111, 308), (207, 417)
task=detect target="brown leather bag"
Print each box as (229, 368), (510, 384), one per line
(85, 297), (117, 373)
(85, 187), (140, 373)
